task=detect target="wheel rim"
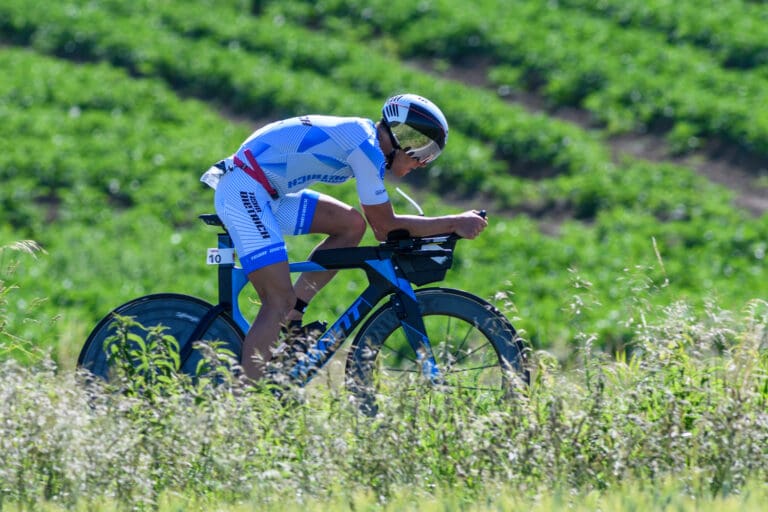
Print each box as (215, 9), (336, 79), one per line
(375, 312), (508, 395)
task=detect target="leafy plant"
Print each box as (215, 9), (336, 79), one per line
(1, 1), (767, 360)
(0, 296), (765, 509)
(0, 240), (46, 362)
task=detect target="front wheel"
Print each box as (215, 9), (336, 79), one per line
(345, 288), (529, 410)
(78, 293), (244, 381)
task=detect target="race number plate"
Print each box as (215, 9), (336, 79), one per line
(206, 248), (235, 265)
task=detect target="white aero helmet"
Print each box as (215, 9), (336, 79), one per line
(381, 94), (449, 165)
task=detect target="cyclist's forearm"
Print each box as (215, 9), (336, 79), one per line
(389, 213), (460, 237)
(367, 211), (459, 240)
(363, 201), (485, 240)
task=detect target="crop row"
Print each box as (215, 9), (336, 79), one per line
(556, 0), (768, 69)
(3, 0), (764, 235)
(261, 0), (768, 161)
(0, 49), (247, 235)
(0, 1), (512, 201)
(0, 0), (594, 219)
(2, 0), (755, 228)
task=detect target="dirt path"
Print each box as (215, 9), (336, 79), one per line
(609, 133), (768, 216)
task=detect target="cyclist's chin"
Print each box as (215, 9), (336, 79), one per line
(392, 166), (414, 178)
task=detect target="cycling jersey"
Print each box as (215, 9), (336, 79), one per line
(202, 115), (390, 273)
(201, 116), (389, 206)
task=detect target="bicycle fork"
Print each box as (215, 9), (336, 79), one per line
(388, 291), (442, 384)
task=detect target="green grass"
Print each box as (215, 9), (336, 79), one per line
(2, 1), (768, 361)
(15, 480), (768, 511)
(1, 245), (766, 510)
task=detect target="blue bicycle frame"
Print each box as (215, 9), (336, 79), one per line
(209, 222), (445, 386)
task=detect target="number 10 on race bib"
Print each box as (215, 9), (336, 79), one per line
(206, 248), (235, 265)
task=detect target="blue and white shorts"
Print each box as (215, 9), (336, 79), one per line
(213, 168), (319, 274)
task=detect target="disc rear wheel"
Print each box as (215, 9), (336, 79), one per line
(78, 293), (243, 381)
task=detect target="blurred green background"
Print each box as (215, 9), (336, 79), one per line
(1, 0), (766, 368)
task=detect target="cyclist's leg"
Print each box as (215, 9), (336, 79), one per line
(273, 191), (366, 322)
(214, 169), (296, 380)
(242, 261), (294, 380)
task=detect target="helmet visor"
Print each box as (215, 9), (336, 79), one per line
(390, 123), (443, 164)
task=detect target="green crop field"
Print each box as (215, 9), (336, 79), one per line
(1, 0), (766, 510)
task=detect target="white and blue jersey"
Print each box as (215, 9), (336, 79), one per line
(202, 116), (389, 273)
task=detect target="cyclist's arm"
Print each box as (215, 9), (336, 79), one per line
(347, 131), (487, 240)
(362, 201), (487, 241)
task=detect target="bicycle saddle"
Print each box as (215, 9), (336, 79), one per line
(199, 214), (224, 227)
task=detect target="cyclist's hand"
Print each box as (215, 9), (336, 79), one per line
(454, 210), (488, 239)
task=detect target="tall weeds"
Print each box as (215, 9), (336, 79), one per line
(1, 245), (766, 509)
(0, 240), (45, 362)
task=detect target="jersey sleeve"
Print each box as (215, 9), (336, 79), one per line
(347, 135), (390, 206)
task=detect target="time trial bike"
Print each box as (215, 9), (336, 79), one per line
(78, 211), (529, 409)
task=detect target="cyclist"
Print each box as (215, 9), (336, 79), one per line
(201, 93), (488, 381)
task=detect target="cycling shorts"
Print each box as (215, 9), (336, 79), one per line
(213, 167), (319, 274)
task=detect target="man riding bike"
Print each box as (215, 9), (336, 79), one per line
(201, 94), (487, 381)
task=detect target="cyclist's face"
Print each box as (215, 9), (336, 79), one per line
(391, 149), (426, 177)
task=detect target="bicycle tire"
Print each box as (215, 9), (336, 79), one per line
(78, 293), (244, 381)
(346, 288), (529, 409)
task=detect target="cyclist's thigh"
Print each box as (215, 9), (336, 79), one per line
(214, 169), (287, 274)
(276, 190), (362, 236)
(272, 189), (322, 235)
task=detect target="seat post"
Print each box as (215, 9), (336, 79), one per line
(217, 231), (234, 309)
